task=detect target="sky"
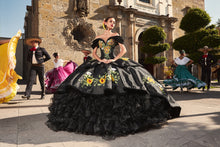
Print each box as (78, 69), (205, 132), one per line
(0, 0), (219, 38)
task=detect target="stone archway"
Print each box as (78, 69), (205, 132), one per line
(135, 24), (157, 75)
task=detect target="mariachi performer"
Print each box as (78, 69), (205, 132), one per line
(198, 46), (216, 91)
(22, 36), (51, 99)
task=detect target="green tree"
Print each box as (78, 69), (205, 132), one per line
(141, 26), (170, 65)
(217, 19), (220, 27)
(173, 8), (220, 63)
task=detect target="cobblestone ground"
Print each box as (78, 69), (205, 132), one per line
(0, 82), (220, 147)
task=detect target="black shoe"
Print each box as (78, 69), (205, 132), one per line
(202, 87), (205, 91)
(40, 95), (45, 99)
(22, 95), (30, 100)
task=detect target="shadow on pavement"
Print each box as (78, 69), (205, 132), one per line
(167, 89), (220, 101)
(0, 112), (219, 146)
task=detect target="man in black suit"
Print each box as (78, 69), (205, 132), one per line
(82, 49), (92, 63)
(198, 46), (216, 91)
(22, 37), (51, 99)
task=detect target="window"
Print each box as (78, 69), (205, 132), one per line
(139, 0), (150, 3)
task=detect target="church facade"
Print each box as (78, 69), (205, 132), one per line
(23, 0), (204, 80)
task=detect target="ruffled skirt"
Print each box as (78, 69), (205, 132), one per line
(164, 65), (206, 90)
(45, 61), (77, 93)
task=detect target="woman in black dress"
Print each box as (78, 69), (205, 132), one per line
(46, 17), (181, 139)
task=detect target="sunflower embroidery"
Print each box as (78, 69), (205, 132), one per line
(93, 74), (107, 86)
(98, 40), (104, 48)
(80, 71), (94, 87)
(111, 75), (115, 82)
(107, 39), (114, 45)
(99, 77), (106, 84)
(143, 75), (165, 94)
(109, 68), (120, 84)
(87, 78), (93, 84)
(104, 46), (111, 54)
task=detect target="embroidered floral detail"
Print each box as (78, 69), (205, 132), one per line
(143, 76), (156, 84)
(103, 46), (111, 59)
(107, 39), (114, 45)
(99, 78), (105, 84)
(121, 57), (129, 61)
(87, 78), (93, 84)
(109, 68), (120, 84)
(80, 71), (94, 87)
(143, 75), (165, 93)
(80, 68), (120, 88)
(93, 74), (107, 86)
(99, 40), (104, 48)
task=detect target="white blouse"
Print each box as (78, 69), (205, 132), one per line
(53, 59), (64, 68)
(174, 57), (190, 65)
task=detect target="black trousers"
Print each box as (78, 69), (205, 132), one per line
(25, 64), (45, 96)
(201, 66), (211, 89)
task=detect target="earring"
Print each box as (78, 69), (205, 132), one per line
(102, 22), (106, 30)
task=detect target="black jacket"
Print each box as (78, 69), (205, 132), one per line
(27, 47), (51, 64)
(198, 54), (216, 68)
(83, 56), (92, 63)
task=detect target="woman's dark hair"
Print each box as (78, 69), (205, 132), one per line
(103, 17), (114, 29)
(104, 17), (114, 22)
(179, 50), (185, 55)
(53, 52), (58, 58)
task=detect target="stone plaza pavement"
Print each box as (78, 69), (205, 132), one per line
(0, 82), (220, 147)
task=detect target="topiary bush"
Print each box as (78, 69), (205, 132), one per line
(141, 26), (169, 65)
(180, 8), (211, 33)
(142, 26), (166, 44)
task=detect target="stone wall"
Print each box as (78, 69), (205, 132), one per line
(171, 0), (204, 61)
(29, 0), (114, 71)
(24, 0), (204, 80)
(172, 0), (204, 40)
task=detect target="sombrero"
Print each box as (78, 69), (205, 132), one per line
(198, 46), (212, 52)
(81, 49), (91, 54)
(25, 36), (42, 46)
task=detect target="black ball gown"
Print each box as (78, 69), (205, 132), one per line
(46, 36), (181, 138)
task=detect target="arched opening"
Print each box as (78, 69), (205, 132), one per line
(138, 32), (154, 75)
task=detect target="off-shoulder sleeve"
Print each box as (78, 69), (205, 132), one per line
(91, 39), (99, 49)
(114, 36), (124, 44)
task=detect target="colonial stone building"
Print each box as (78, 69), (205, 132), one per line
(23, 0), (204, 81)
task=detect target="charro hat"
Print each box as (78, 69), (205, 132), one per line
(25, 36), (42, 46)
(198, 46), (212, 52)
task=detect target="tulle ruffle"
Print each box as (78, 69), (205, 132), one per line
(46, 87), (180, 138)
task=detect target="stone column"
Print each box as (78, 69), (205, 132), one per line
(129, 13), (136, 60)
(116, 13), (122, 35)
(167, 21), (175, 66)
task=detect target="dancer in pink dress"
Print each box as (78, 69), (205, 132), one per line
(45, 52), (78, 93)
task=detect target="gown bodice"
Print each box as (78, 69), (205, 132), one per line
(92, 36), (124, 59)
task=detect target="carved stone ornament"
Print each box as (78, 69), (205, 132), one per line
(63, 17), (96, 51)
